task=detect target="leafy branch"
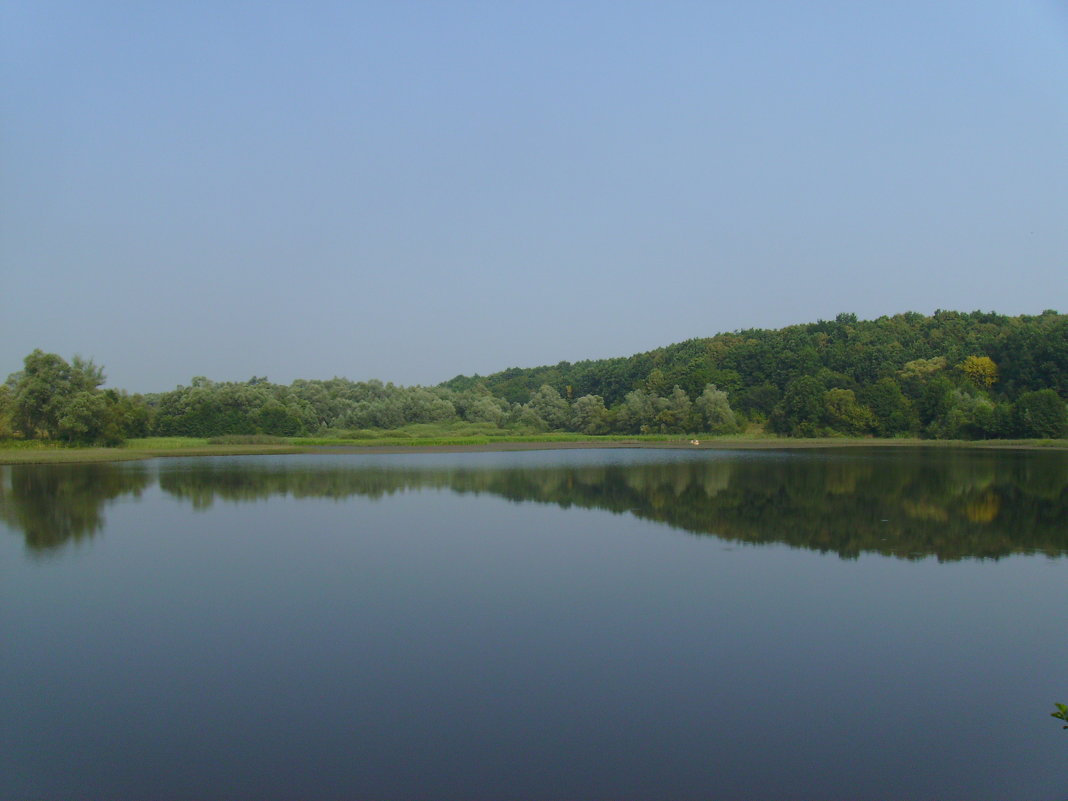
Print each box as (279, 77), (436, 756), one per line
(1053, 703), (1068, 729)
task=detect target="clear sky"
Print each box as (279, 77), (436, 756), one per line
(3, 1), (1067, 392)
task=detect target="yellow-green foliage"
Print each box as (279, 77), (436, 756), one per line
(899, 356), (948, 381)
(959, 355), (999, 388)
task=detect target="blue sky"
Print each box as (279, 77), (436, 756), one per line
(3, 1), (1067, 391)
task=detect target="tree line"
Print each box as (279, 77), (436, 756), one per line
(447, 309), (1068, 439)
(2, 310), (1066, 445)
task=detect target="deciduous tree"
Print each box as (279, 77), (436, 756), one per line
(694, 384), (740, 434)
(959, 355), (998, 389)
(1013, 390), (1067, 438)
(527, 385), (570, 430)
(571, 394), (609, 434)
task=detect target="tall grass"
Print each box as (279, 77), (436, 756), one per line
(207, 435), (289, 445)
(120, 437), (212, 449)
(0, 439), (67, 451)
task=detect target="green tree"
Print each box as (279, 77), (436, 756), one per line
(0, 384), (14, 438)
(571, 394), (610, 434)
(527, 385), (570, 430)
(114, 392), (153, 438)
(959, 355), (998, 389)
(898, 357), (948, 399)
(655, 386), (692, 433)
(932, 390), (996, 439)
(254, 400), (306, 436)
(735, 382), (780, 422)
(822, 388), (875, 436)
(399, 387), (456, 425)
(644, 368), (669, 397)
(694, 384), (740, 434)
(56, 390), (122, 445)
(860, 377), (915, 437)
(10, 350), (108, 440)
(513, 404), (549, 431)
(918, 375), (955, 433)
(615, 389), (658, 434)
(1013, 390), (1068, 438)
(771, 376), (826, 437)
(463, 394), (509, 425)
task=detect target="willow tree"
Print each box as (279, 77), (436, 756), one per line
(694, 384), (740, 434)
(10, 350), (106, 440)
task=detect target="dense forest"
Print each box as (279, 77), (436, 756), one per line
(2, 310), (1066, 445)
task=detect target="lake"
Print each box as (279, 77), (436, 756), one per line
(2, 447), (1066, 800)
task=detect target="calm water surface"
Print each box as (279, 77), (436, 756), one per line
(2, 447), (1067, 800)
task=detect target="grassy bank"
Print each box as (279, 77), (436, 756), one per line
(1, 432), (1066, 465)
(0, 437), (305, 464)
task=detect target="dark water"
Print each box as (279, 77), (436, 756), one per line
(2, 448), (1066, 800)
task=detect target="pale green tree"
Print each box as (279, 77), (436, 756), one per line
(656, 386), (692, 433)
(464, 394), (509, 425)
(11, 350), (106, 439)
(938, 390), (997, 439)
(527, 385), (570, 430)
(571, 394), (610, 434)
(616, 389), (658, 433)
(400, 387), (456, 424)
(694, 384), (740, 434)
(822, 388), (875, 436)
(514, 404), (549, 431)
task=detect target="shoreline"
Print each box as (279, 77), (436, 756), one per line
(303, 438), (1068, 455)
(2, 436), (1066, 465)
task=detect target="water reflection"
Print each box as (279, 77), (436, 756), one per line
(5, 449), (1064, 560)
(0, 463), (150, 553)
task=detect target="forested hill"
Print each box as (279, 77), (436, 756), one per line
(445, 309), (1067, 408)
(3, 310), (1067, 444)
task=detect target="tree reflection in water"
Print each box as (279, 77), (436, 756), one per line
(3, 449), (1067, 560)
(0, 463), (150, 553)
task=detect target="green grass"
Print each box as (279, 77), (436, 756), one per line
(0, 436), (302, 464)
(206, 434), (289, 445)
(0, 439), (68, 451)
(121, 436), (212, 449)
(0, 441), (151, 464)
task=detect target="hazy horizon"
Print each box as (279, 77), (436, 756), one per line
(4, 2), (1067, 392)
